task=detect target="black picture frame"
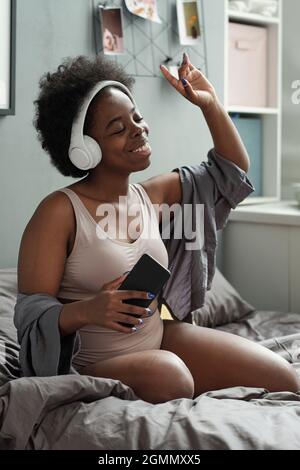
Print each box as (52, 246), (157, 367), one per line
(0, 0), (16, 116)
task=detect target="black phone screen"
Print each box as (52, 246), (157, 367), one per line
(117, 253), (171, 326)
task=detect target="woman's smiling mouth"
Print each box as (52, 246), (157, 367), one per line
(129, 142), (152, 157)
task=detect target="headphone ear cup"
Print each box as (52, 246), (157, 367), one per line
(83, 135), (102, 168)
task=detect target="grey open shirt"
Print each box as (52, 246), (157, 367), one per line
(158, 147), (255, 322)
(14, 148), (255, 376)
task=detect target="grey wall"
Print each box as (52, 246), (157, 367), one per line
(0, 0), (225, 268)
(282, 0), (300, 199)
(0, 0), (95, 268)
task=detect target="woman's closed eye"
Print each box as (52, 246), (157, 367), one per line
(113, 128), (125, 135)
(113, 117), (144, 135)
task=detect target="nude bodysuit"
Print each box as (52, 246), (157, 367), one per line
(57, 184), (169, 369)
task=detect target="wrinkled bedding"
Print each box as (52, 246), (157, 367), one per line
(1, 268), (300, 450)
(1, 373), (300, 450)
(1, 308), (300, 450)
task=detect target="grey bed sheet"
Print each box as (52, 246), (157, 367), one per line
(1, 309), (300, 450)
(1, 372), (300, 450)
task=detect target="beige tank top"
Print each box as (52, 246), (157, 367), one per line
(57, 184), (169, 300)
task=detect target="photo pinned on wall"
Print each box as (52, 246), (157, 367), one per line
(99, 6), (125, 55)
(176, 0), (202, 46)
(124, 0), (162, 24)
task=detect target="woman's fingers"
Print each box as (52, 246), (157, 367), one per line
(110, 322), (136, 334)
(178, 53), (189, 80)
(115, 313), (144, 326)
(181, 52), (195, 75)
(160, 64), (179, 86)
(160, 64), (186, 95)
(115, 302), (153, 318)
(184, 52), (197, 71)
(180, 78), (192, 95)
(178, 64), (189, 81)
(160, 52), (196, 97)
(111, 320), (145, 334)
(116, 289), (151, 301)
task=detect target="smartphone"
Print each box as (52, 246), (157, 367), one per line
(117, 253), (171, 327)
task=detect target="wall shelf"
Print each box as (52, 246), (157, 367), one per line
(219, 3), (297, 314)
(227, 106), (279, 115)
(223, 0), (282, 204)
(228, 10), (279, 26)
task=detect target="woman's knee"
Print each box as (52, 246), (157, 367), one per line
(276, 363), (300, 393)
(266, 360), (300, 393)
(134, 350), (195, 404)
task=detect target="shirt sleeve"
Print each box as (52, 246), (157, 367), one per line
(14, 292), (80, 376)
(203, 148), (255, 230)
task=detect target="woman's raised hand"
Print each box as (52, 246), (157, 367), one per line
(160, 52), (218, 112)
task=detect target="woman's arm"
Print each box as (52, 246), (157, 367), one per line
(58, 300), (89, 337)
(140, 53), (250, 207)
(202, 99), (250, 172)
(17, 191), (95, 337)
(160, 52), (250, 172)
(17, 191), (90, 338)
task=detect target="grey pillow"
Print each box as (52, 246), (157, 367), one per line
(0, 268), (21, 386)
(192, 268), (255, 328)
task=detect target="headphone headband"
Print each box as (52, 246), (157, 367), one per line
(68, 80), (136, 170)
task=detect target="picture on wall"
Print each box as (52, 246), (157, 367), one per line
(94, 0), (208, 78)
(176, 0), (202, 46)
(0, 0), (16, 115)
(99, 6), (125, 55)
(124, 0), (162, 24)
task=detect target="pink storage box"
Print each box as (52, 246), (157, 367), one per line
(228, 23), (267, 108)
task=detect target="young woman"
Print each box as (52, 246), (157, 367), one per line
(17, 54), (300, 404)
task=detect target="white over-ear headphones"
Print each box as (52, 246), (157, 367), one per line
(68, 80), (137, 170)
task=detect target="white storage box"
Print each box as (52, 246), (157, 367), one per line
(228, 23), (267, 107)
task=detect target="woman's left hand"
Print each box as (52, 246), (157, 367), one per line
(160, 52), (218, 112)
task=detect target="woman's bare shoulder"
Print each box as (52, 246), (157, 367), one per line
(33, 189), (74, 219)
(22, 190), (75, 245)
(18, 190), (75, 295)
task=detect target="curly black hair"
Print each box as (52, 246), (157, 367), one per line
(33, 55), (136, 178)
